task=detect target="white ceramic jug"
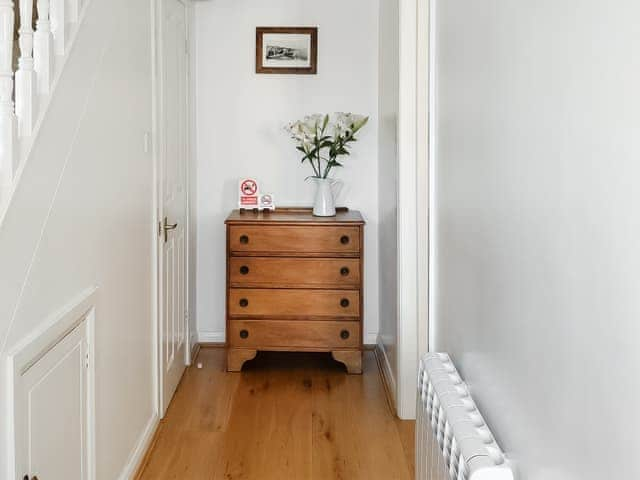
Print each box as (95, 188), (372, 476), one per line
(310, 177), (341, 216)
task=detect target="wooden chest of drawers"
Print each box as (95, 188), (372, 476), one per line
(225, 208), (365, 374)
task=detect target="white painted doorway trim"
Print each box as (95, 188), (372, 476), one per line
(427, 0), (438, 354)
(396, 0), (431, 420)
(417, 0), (431, 364)
(152, 0), (193, 419)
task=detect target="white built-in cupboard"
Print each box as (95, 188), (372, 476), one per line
(8, 290), (96, 480)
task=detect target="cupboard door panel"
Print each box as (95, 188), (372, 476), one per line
(15, 321), (89, 480)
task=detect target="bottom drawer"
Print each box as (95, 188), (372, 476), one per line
(229, 320), (360, 350)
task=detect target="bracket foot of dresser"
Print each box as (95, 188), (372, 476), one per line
(332, 350), (363, 374)
(227, 348), (257, 372)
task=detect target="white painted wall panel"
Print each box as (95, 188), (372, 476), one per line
(377, 0), (399, 398)
(432, 0), (640, 478)
(194, 0), (380, 343)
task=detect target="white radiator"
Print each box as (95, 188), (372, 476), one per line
(416, 353), (515, 480)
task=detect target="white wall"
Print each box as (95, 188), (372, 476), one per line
(433, 0), (640, 478)
(377, 0), (399, 398)
(0, 0), (156, 477)
(194, 0), (380, 343)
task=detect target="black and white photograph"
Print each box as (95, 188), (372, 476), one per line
(264, 34), (310, 67)
(256, 27), (318, 74)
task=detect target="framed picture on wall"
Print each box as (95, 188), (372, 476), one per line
(256, 27), (318, 75)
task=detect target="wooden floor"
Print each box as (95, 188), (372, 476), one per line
(137, 347), (414, 480)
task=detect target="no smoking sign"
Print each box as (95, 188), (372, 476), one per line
(241, 179), (257, 196)
(238, 178), (275, 211)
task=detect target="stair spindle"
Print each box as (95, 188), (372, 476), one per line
(49, 0), (63, 55)
(34, 0), (52, 93)
(0, 0), (17, 190)
(15, 0), (37, 136)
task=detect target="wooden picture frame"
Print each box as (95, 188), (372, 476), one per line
(256, 27), (318, 75)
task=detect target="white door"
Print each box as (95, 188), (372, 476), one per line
(15, 321), (90, 480)
(158, 0), (188, 416)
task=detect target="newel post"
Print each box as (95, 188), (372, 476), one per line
(15, 0), (37, 136)
(34, 0), (52, 93)
(49, 0), (63, 55)
(0, 0), (16, 189)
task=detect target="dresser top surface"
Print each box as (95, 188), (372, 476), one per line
(226, 208), (364, 225)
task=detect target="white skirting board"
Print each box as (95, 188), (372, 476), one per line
(376, 336), (397, 409)
(197, 331), (225, 343)
(198, 331), (379, 346)
(117, 413), (159, 480)
(364, 332), (378, 345)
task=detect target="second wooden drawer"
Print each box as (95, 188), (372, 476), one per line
(229, 257), (361, 288)
(228, 288), (360, 318)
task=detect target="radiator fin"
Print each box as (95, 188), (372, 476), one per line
(416, 353), (515, 480)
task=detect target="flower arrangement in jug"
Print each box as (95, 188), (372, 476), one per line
(285, 112), (369, 179)
(285, 113), (369, 216)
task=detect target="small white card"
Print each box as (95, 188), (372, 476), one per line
(259, 193), (275, 211)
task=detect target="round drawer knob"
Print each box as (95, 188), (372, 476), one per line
(340, 267), (350, 276)
(340, 235), (350, 245)
(240, 265), (250, 275)
(340, 298), (350, 308)
(239, 298), (249, 307)
(340, 330), (350, 340)
(239, 235), (249, 244)
(240, 329), (249, 339)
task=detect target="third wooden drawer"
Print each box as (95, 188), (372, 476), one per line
(228, 288), (360, 318)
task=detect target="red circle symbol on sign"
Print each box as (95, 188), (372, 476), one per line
(241, 179), (258, 195)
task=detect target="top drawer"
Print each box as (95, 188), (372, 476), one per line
(228, 225), (361, 255)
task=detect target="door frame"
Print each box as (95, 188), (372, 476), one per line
(151, 0), (193, 418)
(396, 0), (432, 419)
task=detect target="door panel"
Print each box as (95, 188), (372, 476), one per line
(159, 0), (188, 416)
(15, 322), (89, 480)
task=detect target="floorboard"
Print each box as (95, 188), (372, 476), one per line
(138, 348), (414, 480)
